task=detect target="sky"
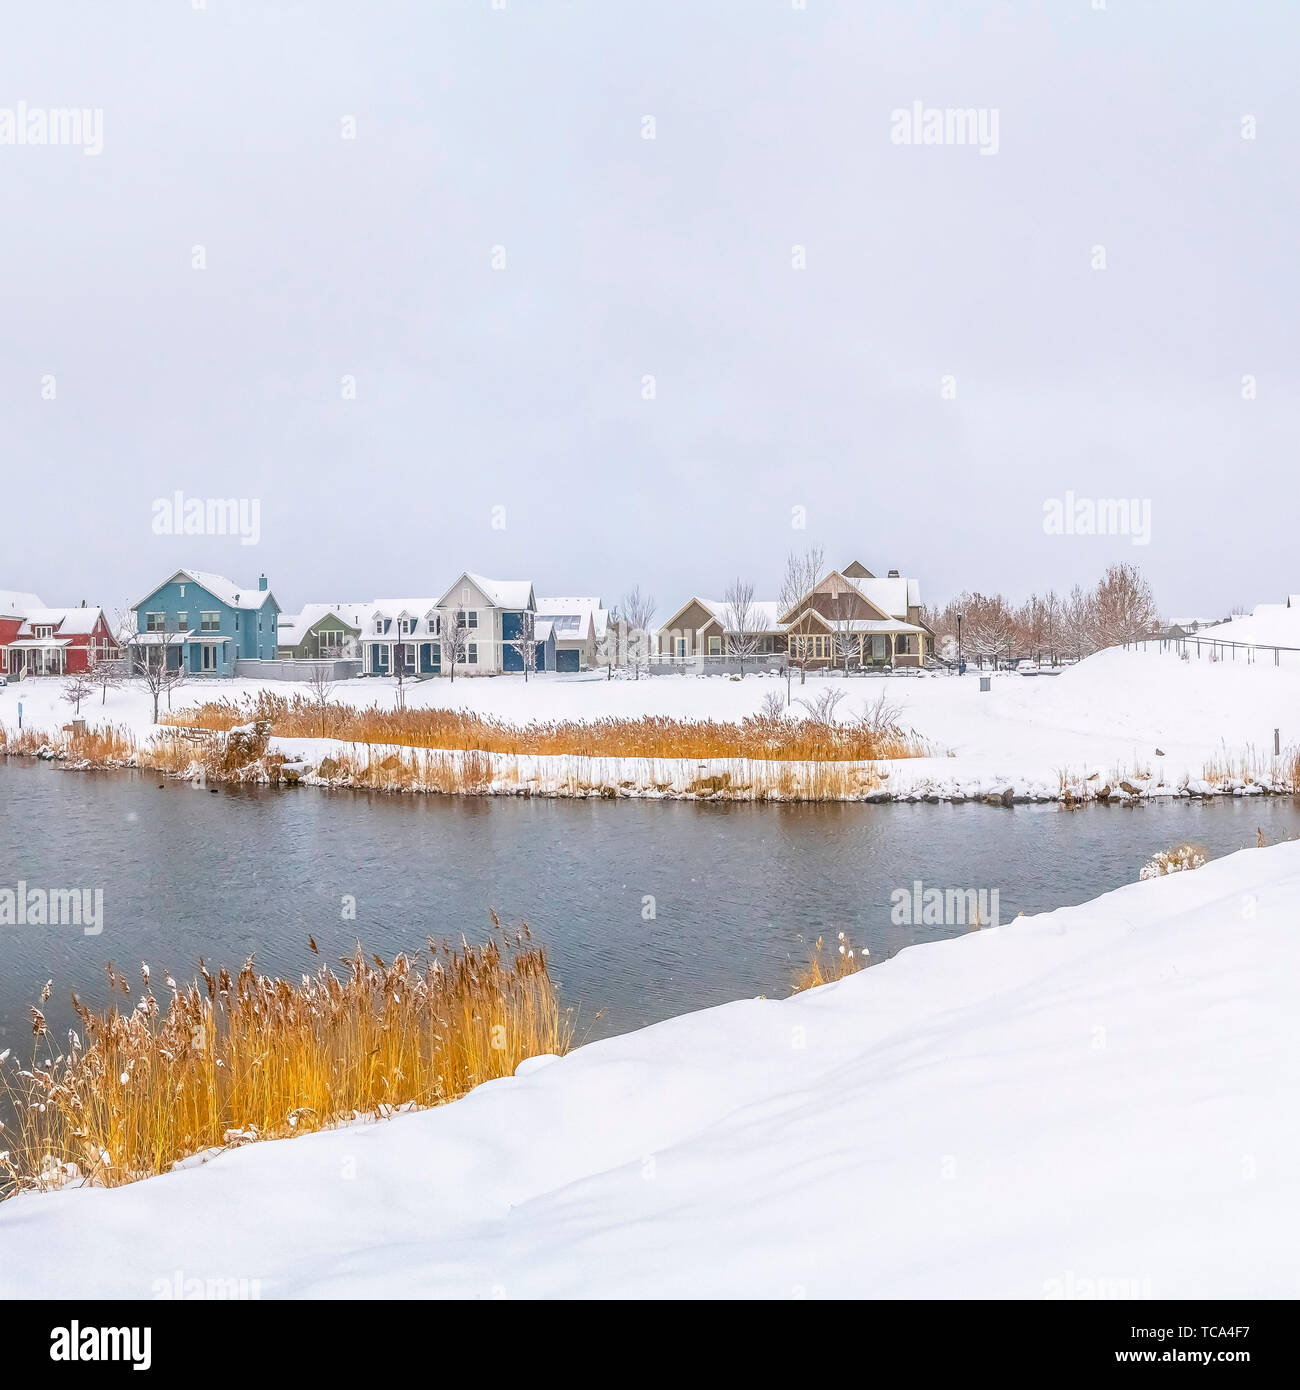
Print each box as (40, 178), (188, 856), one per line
(1, 0), (1297, 623)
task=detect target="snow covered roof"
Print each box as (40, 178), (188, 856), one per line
(536, 597), (603, 641)
(288, 603), (370, 635)
(850, 576), (910, 620)
(7, 637), (72, 649)
(0, 590), (44, 615)
(134, 569), (277, 612)
(17, 607), (106, 637)
(462, 573), (536, 610)
(699, 599), (785, 632)
(536, 596), (603, 617)
(367, 599), (441, 621)
(534, 619), (555, 643)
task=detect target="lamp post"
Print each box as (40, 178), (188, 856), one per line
(957, 612), (964, 673)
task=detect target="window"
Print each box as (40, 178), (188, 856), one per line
(177, 611), (187, 629)
(200, 612), (221, 632)
(404, 646), (415, 672)
(146, 612), (165, 632)
(458, 610), (478, 629)
(34, 625), (53, 639)
(428, 615), (439, 634)
(675, 638), (686, 657)
(467, 643), (478, 664)
(400, 617), (415, 636)
(708, 636), (722, 655)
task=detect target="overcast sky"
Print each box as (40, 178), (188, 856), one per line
(2, 1), (1296, 621)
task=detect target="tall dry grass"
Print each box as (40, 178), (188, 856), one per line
(162, 691), (927, 763)
(791, 932), (866, 993)
(0, 920), (569, 1196)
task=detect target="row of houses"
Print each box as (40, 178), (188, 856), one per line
(655, 561), (934, 669)
(0, 571), (611, 680)
(277, 577), (609, 676)
(2, 558), (932, 680)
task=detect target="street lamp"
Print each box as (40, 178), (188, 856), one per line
(957, 612), (964, 673)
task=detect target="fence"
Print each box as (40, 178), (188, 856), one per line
(232, 658), (362, 682)
(1123, 636), (1300, 669)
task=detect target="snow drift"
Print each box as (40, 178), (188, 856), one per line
(2, 840), (1296, 1298)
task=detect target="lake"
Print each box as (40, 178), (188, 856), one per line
(1, 759), (1296, 1051)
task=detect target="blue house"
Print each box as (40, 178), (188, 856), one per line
(130, 569), (281, 676)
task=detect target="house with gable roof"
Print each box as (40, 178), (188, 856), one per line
(656, 560), (933, 669)
(129, 568), (281, 676)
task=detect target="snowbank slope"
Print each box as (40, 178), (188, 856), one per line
(3, 842), (1297, 1298)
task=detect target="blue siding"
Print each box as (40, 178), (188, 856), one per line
(133, 575), (280, 676)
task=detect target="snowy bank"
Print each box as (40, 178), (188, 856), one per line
(3, 841), (1297, 1298)
(6, 644), (1300, 802)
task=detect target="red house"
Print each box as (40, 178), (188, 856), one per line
(0, 591), (44, 664)
(2, 603), (119, 678)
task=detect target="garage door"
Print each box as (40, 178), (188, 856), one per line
(555, 648), (580, 672)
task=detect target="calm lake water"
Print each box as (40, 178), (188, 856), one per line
(2, 759), (1297, 1051)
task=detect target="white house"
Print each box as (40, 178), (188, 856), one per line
(534, 596), (608, 671)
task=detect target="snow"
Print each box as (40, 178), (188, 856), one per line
(1197, 602), (1300, 649)
(0, 590), (45, 616)
(132, 568), (275, 612)
(16, 607), (105, 637)
(462, 573), (534, 610)
(851, 573), (911, 617)
(5, 644), (1300, 799)
(3, 839), (1295, 1298)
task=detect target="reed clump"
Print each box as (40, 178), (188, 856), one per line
(0, 920), (569, 1196)
(791, 932), (866, 993)
(163, 691), (927, 763)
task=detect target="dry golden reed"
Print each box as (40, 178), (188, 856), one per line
(162, 691), (926, 763)
(791, 932), (865, 993)
(0, 920), (569, 1196)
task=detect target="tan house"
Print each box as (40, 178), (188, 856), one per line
(656, 561), (933, 669)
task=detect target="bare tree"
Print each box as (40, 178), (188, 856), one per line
(829, 587), (861, 671)
(132, 634), (187, 723)
(440, 604), (468, 682)
(86, 647), (122, 706)
(62, 673), (93, 716)
(620, 586), (656, 680)
(511, 609), (538, 682)
(1088, 562), (1159, 648)
(778, 545), (825, 616)
(722, 577), (761, 677)
(305, 663), (337, 737)
(595, 604), (622, 680)
(779, 545), (825, 685)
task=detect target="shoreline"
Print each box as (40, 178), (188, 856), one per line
(5, 733), (1297, 806)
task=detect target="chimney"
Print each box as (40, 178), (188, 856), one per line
(259, 573), (268, 591)
(887, 569), (899, 578)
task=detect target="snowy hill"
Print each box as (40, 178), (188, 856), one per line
(3, 841), (1297, 1298)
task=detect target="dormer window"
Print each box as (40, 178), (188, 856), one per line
(400, 617), (415, 636)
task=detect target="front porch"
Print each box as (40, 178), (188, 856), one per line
(786, 615), (929, 669)
(4, 639), (72, 677)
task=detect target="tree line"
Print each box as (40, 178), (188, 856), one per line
(922, 562), (1161, 668)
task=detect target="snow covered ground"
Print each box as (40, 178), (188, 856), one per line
(3, 839), (1296, 1298)
(4, 644), (1300, 799)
